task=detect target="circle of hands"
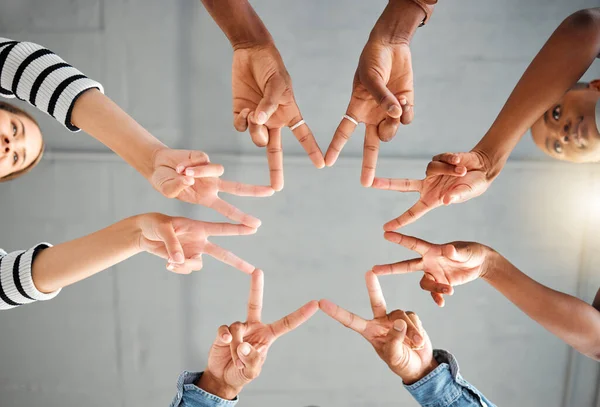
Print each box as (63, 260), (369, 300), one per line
(134, 36), (503, 397)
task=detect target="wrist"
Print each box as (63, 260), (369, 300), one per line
(401, 357), (439, 385)
(196, 370), (241, 401)
(370, 0), (426, 45)
(480, 248), (506, 283)
(120, 216), (146, 255)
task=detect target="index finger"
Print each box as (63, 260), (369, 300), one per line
(270, 300), (319, 339)
(204, 242), (255, 274)
(204, 222), (257, 236)
(218, 179), (274, 197)
(318, 299), (368, 334)
(383, 232), (431, 255)
(247, 269), (263, 322)
(210, 198), (261, 229)
(372, 177), (422, 192)
(324, 114), (358, 167)
(289, 118), (325, 169)
(361, 124), (380, 187)
(383, 199), (435, 231)
(365, 271), (387, 318)
(267, 127), (284, 191)
(372, 258), (424, 275)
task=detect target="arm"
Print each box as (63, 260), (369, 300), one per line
(483, 251), (600, 361)
(170, 372), (237, 407)
(474, 8), (600, 171)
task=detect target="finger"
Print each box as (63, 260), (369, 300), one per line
(233, 108), (251, 132)
(204, 242), (255, 274)
(372, 258), (423, 275)
(248, 112), (269, 147)
(383, 200), (434, 231)
(431, 291), (445, 307)
(289, 118), (325, 169)
(382, 232), (431, 255)
(432, 152), (461, 165)
(360, 74), (402, 118)
(229, 322), (246, 368)
(174, 151), (211, 174)
(371, 177), (421, 192)
(218, 179), (275, 197)
(270, 300), (319, 339)
(442, 243), (473, 263)
(383, 319), (409, 369)
(378, 115), (401, 142)
(255, 75), (286, 125)
(155, 222), (184, 264)
(420, 274), (453, 295)
(267, 127), (284, 191)
(425, 161), (466, 177)
(158, 175), (195, 198)
(388, 310), (423, 348)
(247, 269), (263, 323)
(318, 299), (367, 334)
(406, 312), (426, 350)
(365, 271), (387, 318)
(361, 124), (380, 187)
(204, 222), (257, 236)
(211, 198), (261, 229)
(236, 342), (262, 379)
(400, 103), (414, 125)
(324, 114), (358, 167)
(184, 163), (225, 178)
(215, 325), (233, 345)
(166, 257), (204, 274)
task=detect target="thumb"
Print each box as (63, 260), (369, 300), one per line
(255, 75), (286, 125)
(442, 243), (473, 263)
(155, 221), (184, 264)
(157, 174), (195, 199)
(236, 342), (263, 381)
(384, 319), (410, 370)
(362, 74), (402, 118)
(443, 183), (475, 205)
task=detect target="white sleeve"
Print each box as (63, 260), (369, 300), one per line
(0, 243), (61, 310)
(0, 37), (104, 131)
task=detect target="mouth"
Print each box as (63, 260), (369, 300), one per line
(571, 118), (587, 148)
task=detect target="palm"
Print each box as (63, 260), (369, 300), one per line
(420, 170), (488, 207)
(421, 244), (487, 287)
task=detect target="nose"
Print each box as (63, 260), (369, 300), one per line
(1, 135), (10, 153)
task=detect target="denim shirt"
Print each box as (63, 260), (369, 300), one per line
(170, 350), (494, 407)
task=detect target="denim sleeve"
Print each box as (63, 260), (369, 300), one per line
(169, 372), (238, 407)
(404, 350), (496, 407)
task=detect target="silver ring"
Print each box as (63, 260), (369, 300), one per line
(343, 114), (358, 126)
(289, 119), (305, 131)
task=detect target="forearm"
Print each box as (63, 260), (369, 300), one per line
(474, 8), (600, 168)
(200, 0), (273, 49)
(370, 0), (427, 44)
(70, 89), (166, 180)
(170, 371), (238, 407)
(31, 216), (143, 293)
(483, 251), (600, 360)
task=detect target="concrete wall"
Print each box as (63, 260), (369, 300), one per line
(1, 1), (599, 406)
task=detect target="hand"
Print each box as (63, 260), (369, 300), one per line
(373, 150), (496, 231)
(150, 148), (274, 228)
(320, 271), (438, 384)
(198, 270), (319, 399)
(232, 44), (325, 191)
(136, 213), (258, 274)
(325, 40), (414, 187)
(373, 232), (491, 307)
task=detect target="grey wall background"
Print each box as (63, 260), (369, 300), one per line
(1, 0), (600, 406)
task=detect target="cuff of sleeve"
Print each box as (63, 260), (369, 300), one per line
(170, 371), (239, 407)
(58, 78), (104, 132)
(17, 243), (61, 302)
(408, 0), (436, 25)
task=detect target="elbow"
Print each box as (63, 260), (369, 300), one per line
(563, 9), (600, 43)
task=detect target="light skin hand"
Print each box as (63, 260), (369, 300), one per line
(152, 148), (274, 229)
(373, 150), (496, 231)
(373, 232), (491, 307)
(198, 270), (319, 399)
(137, 213), (258, 274)
(319, 271), (438, 384)
(232, 44), (325, 191)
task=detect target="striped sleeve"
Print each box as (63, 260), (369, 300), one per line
(0, 244), (61, 310)
(0, 37), (104, 132)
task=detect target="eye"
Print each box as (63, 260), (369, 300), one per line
(13, 151), (18, 163)
(554, 140), (563, 154)
(552, 105), (561, 121)
(11, 123), (16, 136)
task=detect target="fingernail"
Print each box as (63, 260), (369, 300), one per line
(240, 343), (251, 356)
(413, 334), (422, 344)
(442, 287), (450, 294)
(185, 169), (194, 176)
(173, 253), (184, 264)
(388, 105), (402, 117)
(222, 333), (231, 341)
(455, 166), (466, 174)
(192, 253), (203, 260)
(257, 111), (267, 124)
(183, 177), (194, 186)
(258, 345), (267, 354)
(404, 105), (412, 112)
(393, 321), (405, 332)
(167, 263), (175, 271)
(236, 360), (244, 369)
(176, 166), (185, 174)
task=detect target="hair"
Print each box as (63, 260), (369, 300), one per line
(0, 102), (44, 182)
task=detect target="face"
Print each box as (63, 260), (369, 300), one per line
(531, 81), (600, 163)
(0, 108), (43, 179)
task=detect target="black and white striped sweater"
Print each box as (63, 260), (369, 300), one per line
(0, 37), (104, 309)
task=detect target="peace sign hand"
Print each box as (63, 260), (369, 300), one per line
(137, 213), (258, 274)
(319, 271), (438, 384)
(373, 232), (492, 307)
(373, 150), (495, 231)
(198, 270), (319, 400)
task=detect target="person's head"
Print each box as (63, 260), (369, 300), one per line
(0, 102), (44, 181)
(531, 80), (600, 163)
